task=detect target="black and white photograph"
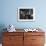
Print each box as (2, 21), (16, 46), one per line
(18, 7), (35, 21)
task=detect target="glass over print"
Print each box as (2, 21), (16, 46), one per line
(18, 7), (35, 21)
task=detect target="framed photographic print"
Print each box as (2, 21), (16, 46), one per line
(18, 7), (35, 21)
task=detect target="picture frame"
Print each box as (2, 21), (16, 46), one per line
(18, 7), (35, 21)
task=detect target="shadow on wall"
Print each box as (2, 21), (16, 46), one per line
(0, 24), (7, 43)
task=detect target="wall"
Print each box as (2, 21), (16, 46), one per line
(0, 0), (46, 30)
